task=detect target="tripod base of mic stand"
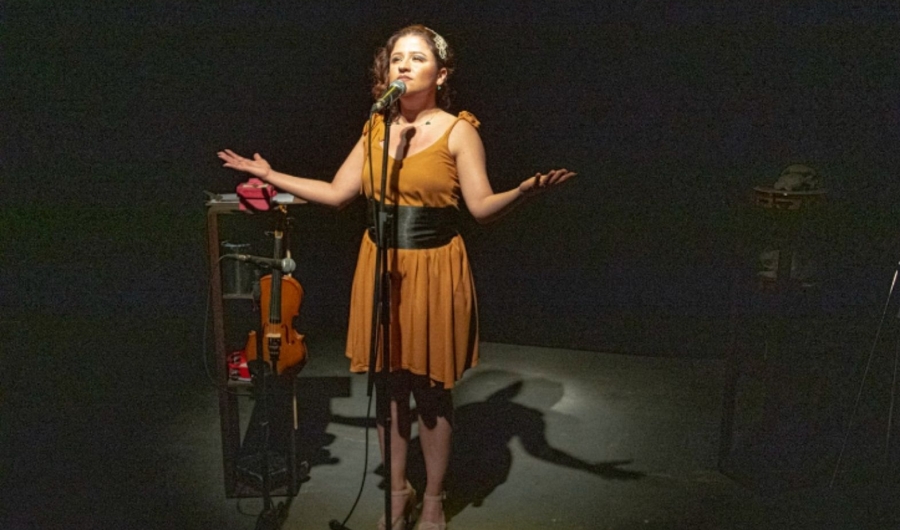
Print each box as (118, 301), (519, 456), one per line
(255, 501), (289, 530)
(236, 451), (290, 491)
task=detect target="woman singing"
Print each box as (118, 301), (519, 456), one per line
(218, 24), (574, 530)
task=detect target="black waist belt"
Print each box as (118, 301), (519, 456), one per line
(366, 200), (459, 249)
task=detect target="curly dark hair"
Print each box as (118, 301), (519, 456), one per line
(371, 25), (456, 118)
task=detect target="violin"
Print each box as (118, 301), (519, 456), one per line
(244, 206), (308, 374)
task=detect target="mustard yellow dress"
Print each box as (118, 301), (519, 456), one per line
(345, 111), (481, 389)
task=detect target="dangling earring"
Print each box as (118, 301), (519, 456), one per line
(437, 85), (443, 91)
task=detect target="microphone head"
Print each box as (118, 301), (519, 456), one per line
(372, 80), (408, 113)
(390, 79), (407, 94)
(281, 258), (297, 274)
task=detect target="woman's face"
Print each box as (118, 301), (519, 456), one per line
(389, 35), (446, 97)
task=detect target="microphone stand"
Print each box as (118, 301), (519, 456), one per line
(330, 104), (399, 530)
(368, 106), (396, 529)
(253, 208), (290, 530)
(831, 260), (900, 487)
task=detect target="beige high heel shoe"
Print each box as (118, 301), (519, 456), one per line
(377, 482), (417, 530)
(414, 493), (446, 530)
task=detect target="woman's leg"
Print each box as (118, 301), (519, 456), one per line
(376, 372), (414, 519)
(377, 398), (413, 491)
(414, 380), (453, 523)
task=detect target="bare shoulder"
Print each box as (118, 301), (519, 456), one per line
(448, 114), (483, 156)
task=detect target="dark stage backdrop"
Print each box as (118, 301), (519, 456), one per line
(5, 2), (900, 358)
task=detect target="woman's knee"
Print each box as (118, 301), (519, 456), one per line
(412, 377), (454, 429)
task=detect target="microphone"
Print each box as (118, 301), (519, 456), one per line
(222, 254), (297, 273)
(371, 80), (406, 113)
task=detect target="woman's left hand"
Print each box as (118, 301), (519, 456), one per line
(519, 168), (576, 197)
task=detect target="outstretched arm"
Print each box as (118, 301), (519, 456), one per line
(450, 121), (575, 224)
(217, 136), (366, 209)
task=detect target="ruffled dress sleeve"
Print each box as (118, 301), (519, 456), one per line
(457, 110), (480, 129)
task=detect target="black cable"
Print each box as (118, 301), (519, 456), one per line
(329, 391), (376, 529)
(328, 112), (382, 529)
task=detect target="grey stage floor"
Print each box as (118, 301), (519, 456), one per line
(3, 324), (899, 529)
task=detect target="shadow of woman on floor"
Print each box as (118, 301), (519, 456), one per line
(357, 369), (645, 519)
(447, 371), (644, 517)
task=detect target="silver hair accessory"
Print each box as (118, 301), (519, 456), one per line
(426, 27), (448, 61)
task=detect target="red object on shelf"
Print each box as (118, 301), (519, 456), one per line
(228, 349), (251, 382)
(236, 178), (277, 212)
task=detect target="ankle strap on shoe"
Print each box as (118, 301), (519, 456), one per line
(422, 492), (445, 502)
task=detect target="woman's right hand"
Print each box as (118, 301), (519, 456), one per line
(217, 149), (272, 180)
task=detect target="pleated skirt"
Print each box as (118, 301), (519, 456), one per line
(345, 232), (478, 389)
